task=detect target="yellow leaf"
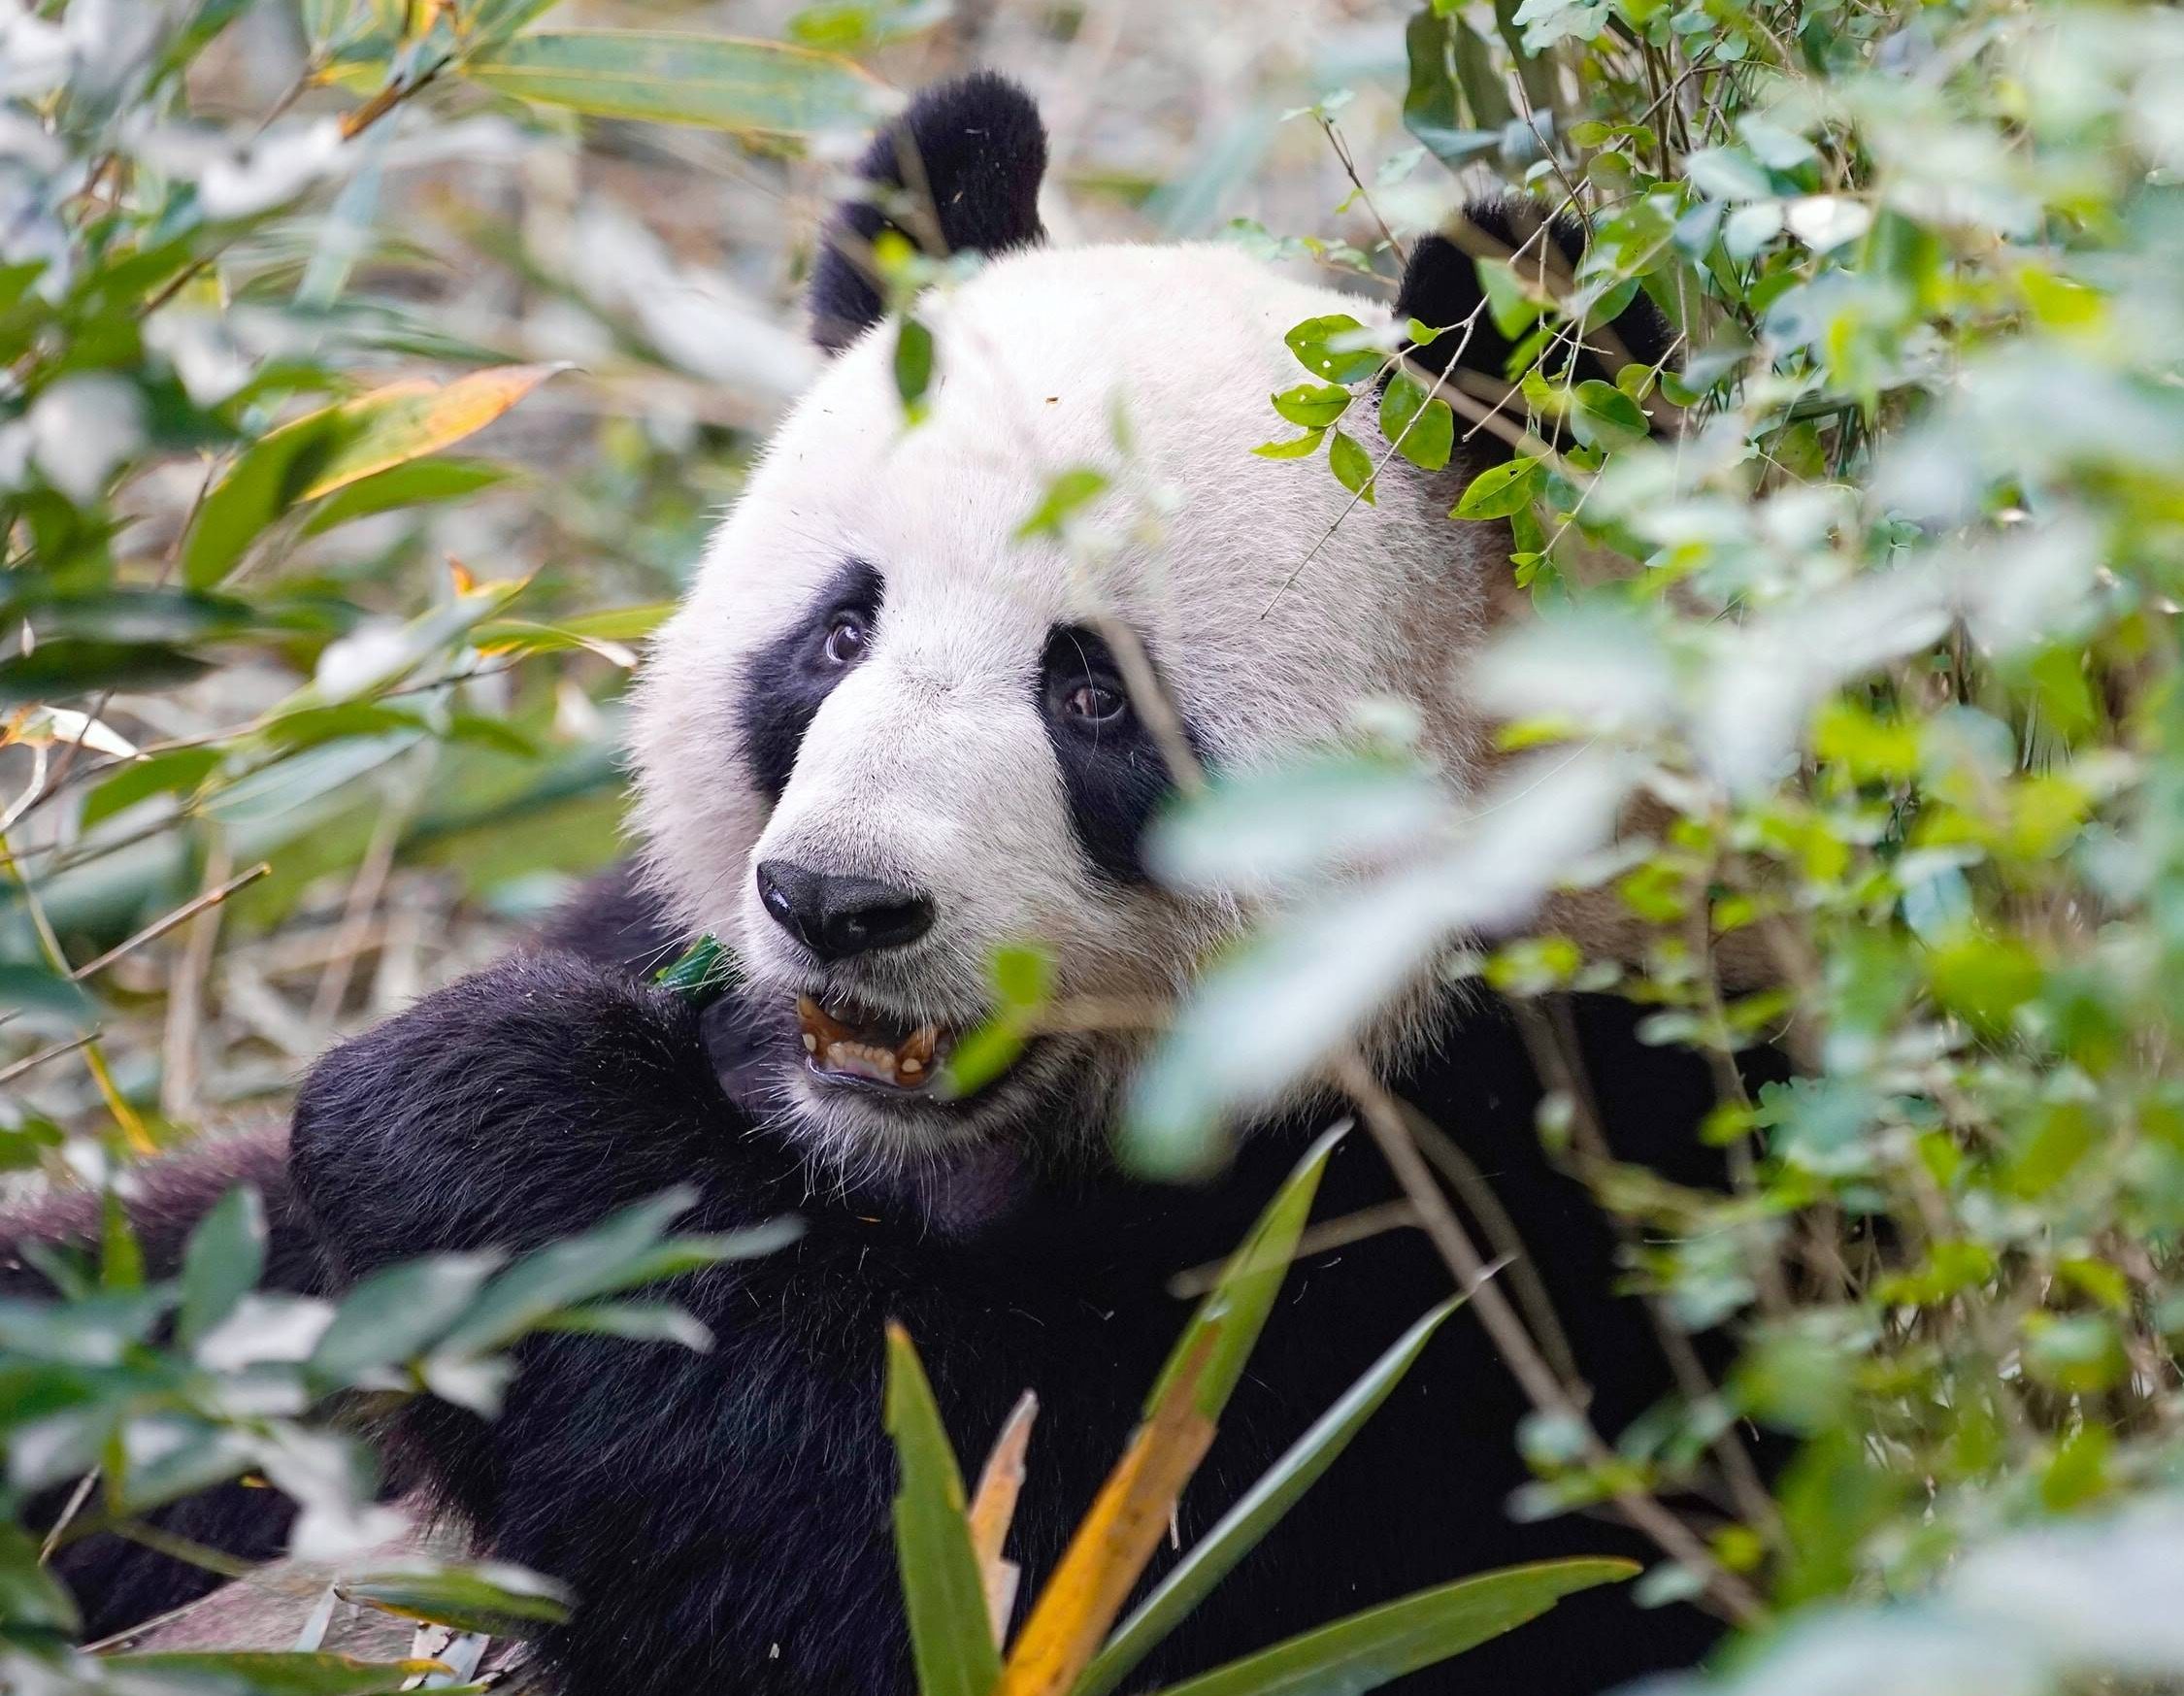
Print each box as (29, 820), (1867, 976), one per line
(997, 1335), (1219, 1696)
(300, 363), (569, 500)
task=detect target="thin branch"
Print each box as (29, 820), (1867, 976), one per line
(1334, 1048), (1767, 1625)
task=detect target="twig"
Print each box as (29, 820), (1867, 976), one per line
(0, 1032), (94, 1088)
(68, 861), (270, 983)
(160, 835), (235, 1124)
(1334, 1048), (1766, 1624)
(38, 1472), (97, 1563)
(1167, 1199), (1423, 1299)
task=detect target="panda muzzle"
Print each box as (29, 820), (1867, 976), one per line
(797, 994), (948, 1090)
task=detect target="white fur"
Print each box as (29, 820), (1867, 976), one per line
(629, 241), (1506, 1167)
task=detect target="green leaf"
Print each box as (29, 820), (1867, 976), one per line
(1080, 1297), (1466, 1696)
(535, 1300), (713, 1350)
(178, 1185), (266, 1350)
(1567, 380), (1650, 451)
(1473, 258), (1542, 340)
(99, 1652), (448, 1694)
(1141, 1121), (1343, 1423)
(653, 933), (741, 1006)
(1147, 753), (1448, 891)
(464, 0), (569, 50)
(1271, 382), (1352, 428)
(1017, 467), (1111, 538)
(79, 747), (221, 830)
(0, 1521), (79, 1636)
(433, 1190), (786, 1358)
(302, 457), (513, 535)
(1283, 315), (1382, 385)
(310, 1251), (506, 1384)
(1140, 1558), (1638, 1696)
(0, 964), (94, 1030)
(1377, 375), (1455, 471)
(1448, 15), (1516, 132)
(339, 1564), (570, 1635)
(184, 368), (562, 587)
(1401, 8), (1499, 165)
(1328, 429), (1376, 503)
(884, 1323), (1004, 1696)
(461, 29), (892, 134)
(0, 640), (209, 706)
(992, 943), (1053, 1010)
(895, 315), (935, 420)
(938, 1019), (1027, 1100)
(1252, 430), (1326, 460)
(1451, 455), (1545, 519)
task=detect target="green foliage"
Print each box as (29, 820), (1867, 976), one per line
(1142, 0), (2184, 1687)
(0, 1), (856, 1685)
(886, 1136), (1621, 1696)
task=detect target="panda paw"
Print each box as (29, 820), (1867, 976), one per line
(290, 950), (741, 1275)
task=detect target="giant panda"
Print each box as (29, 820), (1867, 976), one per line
(19, 72), (1763, 1696)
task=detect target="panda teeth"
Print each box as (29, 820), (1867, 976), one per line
(796, 995), (950, 1090)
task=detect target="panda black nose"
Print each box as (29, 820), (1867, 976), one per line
(755, 860), (935, 961)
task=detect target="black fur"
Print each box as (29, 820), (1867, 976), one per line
(807, 71), (1048, 352)
(1395, 199), (1675, 439)
(736, 558), (884, 806)
(1038, 623), (1201, 884)
(11, 862), (1775, 1690)
(273, 916), (1765, 1696)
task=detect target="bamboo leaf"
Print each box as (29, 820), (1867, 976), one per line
(99, 1652), (451, 1694)
(300, 364), (567, 500)
(338, 1563), (570, 1635)
(1077, 1297), (1466, 1696)
(461, 29), (892, 134)
(183, 366), (562, 587)
(1140, 1558), (1638, 1696)
(1142, 1120), (1345, 1423)
(886, 1322), (1006, 1696)
(970, 1389), (1040, 1646)
(996, 1336), (1219, 1696)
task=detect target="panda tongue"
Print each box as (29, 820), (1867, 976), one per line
(797, 995), (942, 1083)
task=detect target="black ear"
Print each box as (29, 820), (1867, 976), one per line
(1393, 196), (1673, 393)
(807, 72), (1048, 353)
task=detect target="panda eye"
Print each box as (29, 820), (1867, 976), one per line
(1063, 682), (1127, 725)
(821, 614), (868, 666)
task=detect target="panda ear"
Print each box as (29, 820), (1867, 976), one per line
(1393, 196), (1672, 393)
(807, 72), (1048, 353)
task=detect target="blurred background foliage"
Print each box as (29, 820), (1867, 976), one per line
(11, 0), (2184, 1691)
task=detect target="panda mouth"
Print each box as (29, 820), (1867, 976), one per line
(797, 994), (953, 1093)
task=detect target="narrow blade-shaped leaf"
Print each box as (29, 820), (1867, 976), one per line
(970, 1389), (1040, 1646)
(886, 1322), (1005, 1696)
(1078, 1298), (1466, 1696)
(183, 366), (561, 587)
(1142, 1119), (1345, 1423)
(339, 1563), (571, 1636)
(99, 1652), (449, 1694)
(1142, 1558), (1638, 1696)
(997, 1337), (1218, 1696)
(462, 30), (892, 134)
(299, 364), (566, 500)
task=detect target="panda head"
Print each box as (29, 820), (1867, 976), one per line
(630, 74), (1667, 1174)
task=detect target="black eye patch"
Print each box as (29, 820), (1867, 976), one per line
(1038, 624), (1203, 884)
(737, 559), (883, 805)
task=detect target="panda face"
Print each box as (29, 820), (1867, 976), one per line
(629, 239), (1500, 1172)
(616, 74), (1681, 1171)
